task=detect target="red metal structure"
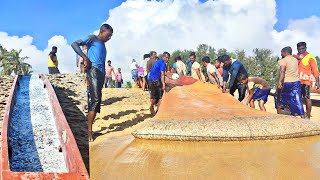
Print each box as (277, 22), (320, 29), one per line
(1, 75), (89, 179)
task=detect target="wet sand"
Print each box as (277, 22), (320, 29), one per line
(90, 87), (320, 179)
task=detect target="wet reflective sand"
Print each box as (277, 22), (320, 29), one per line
(90, 85), (320, 180)
(91, 135), (320, 179)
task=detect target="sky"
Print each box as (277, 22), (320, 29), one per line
(0, 0), (319, 81)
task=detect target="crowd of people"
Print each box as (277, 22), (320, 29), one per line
(131, 42), (319, 119)
(46, 23), (319, 141)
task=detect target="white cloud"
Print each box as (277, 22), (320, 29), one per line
(0, 33), (76, 74)
(0, 0), (319, 82)
(272, 16), (320, 55)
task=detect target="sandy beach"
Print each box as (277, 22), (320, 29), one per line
(90, 84), (320, 179)
(90, 86), (320, 145)
(1, 74), (320, 179)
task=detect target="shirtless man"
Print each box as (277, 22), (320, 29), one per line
(238, 73), (271, 111)
(105, 60), (116, 88)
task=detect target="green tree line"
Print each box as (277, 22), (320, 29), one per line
(0, 44), (33, 75)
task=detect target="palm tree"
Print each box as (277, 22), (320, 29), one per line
(0, 45), (33, 75)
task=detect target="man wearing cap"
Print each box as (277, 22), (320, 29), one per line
(294, 42), (319, 119)
(221, 55), (248, 101)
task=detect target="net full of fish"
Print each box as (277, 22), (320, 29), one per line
(8, 75), (67, 172)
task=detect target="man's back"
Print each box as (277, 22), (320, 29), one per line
(278, 55), (299, 82)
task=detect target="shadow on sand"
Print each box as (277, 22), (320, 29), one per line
(101, 96), (129, 106)
(52, 86), (90, 175)
(93, 111), (152, 141)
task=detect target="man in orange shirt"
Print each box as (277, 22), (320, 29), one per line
(295, 42), (320, 119)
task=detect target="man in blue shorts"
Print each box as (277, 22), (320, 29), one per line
(71, 24), (113, 141)
(238, 73), (271, 111)
(148, 52), (170, 115)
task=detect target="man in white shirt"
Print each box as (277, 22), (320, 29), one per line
(131, 59), (139, 86)
(190, 52), (205, 81)
(175, 55), (186, 76)
(202, 56), (222, 87)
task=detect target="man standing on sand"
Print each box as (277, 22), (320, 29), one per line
(115, 68), (123, 88)
(76, 45), (87, 73)
(148, 52), (170, 115)
(48, 46), (60, 74)
(131, 59), (139, 87)
(142, 54), (150, 90)
(105, 60), (116, 88)
(221, 55), (248, 101)
(295, 42), (320, 119)
(71, 24), (113, 141)
(275, 46), (304, 118)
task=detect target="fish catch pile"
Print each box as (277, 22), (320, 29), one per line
(9, 75), (67, 172)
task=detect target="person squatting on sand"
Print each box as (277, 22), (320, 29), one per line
(275, 46), (305, 119)
(48, 46), (61, 74)
(148, 52), (170, 115)
(105, 60), (116, 88)
(71, 23), (113, 141)
(238, 73), (271, 111)
(202, 56), (223, 88)
(294, 42), (320, 119)
(221, 55), (248, 101)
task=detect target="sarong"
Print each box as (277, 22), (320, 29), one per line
(274, 81), (304, 116)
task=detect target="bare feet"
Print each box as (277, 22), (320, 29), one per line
(89, 131), (93, 142)
(150, 105), (156, 116)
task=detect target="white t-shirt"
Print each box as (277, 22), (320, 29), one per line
(191, 61), (205, 80)
(207, 63), (222, 85)
(176, 60), (186, 75)
(141, 58), (149, 76)
(130, 62), (138, 70)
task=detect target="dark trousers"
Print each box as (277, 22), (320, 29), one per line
(230, 83), (246, 102)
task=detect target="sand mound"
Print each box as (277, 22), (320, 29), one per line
(133, 116), (320, 141)
(133, 80), (320, 141)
